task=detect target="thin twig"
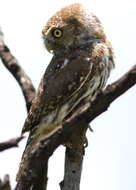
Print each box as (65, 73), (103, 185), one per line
(0, 136), (24, 152)
(0, 175), (11, 190)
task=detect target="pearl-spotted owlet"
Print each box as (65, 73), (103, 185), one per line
(17, 3), (114, 180)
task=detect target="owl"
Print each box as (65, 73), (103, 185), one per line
(17, 3), (114, 179)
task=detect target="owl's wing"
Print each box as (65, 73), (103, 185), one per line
(21, 55), (92, 134)
(21, 77), (45, 134)
(22, 43), (114, 134)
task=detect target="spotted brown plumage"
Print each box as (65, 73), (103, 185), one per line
(17, 3), (114, 180)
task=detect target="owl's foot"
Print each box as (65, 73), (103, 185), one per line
(83, 124), (93, 148)
(83, 136), (88, 148)
(88, 124), (93, 132)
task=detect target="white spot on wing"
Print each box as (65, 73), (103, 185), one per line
(46, 110), (57, 124)
(85, 57), (91, 61)
(61, 58), (69, 69)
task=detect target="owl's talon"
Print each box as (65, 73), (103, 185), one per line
(88, 125), (94, 132)
(84, 137), (88, 148)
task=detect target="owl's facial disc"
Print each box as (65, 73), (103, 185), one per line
(42, 27), (65, 53)
(42, 23), (76, 54)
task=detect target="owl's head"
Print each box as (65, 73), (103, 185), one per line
(42, 3), (106, 54)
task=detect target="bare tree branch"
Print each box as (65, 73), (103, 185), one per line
(60, 147), (84, 190)
(60, 122), (88, 190)
(0, 137), (24, 152)
(0, 29), (36, 111)
(0, 27), (36, 189)
(0, 175), (11, 190)
(15, 65), (136, 190)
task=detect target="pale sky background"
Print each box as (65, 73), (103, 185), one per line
(0, 0), (136, 189)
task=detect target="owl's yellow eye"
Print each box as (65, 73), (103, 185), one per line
(52, 29), (63, 38)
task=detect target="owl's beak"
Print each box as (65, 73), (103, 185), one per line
(42, 36), (54, 54)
